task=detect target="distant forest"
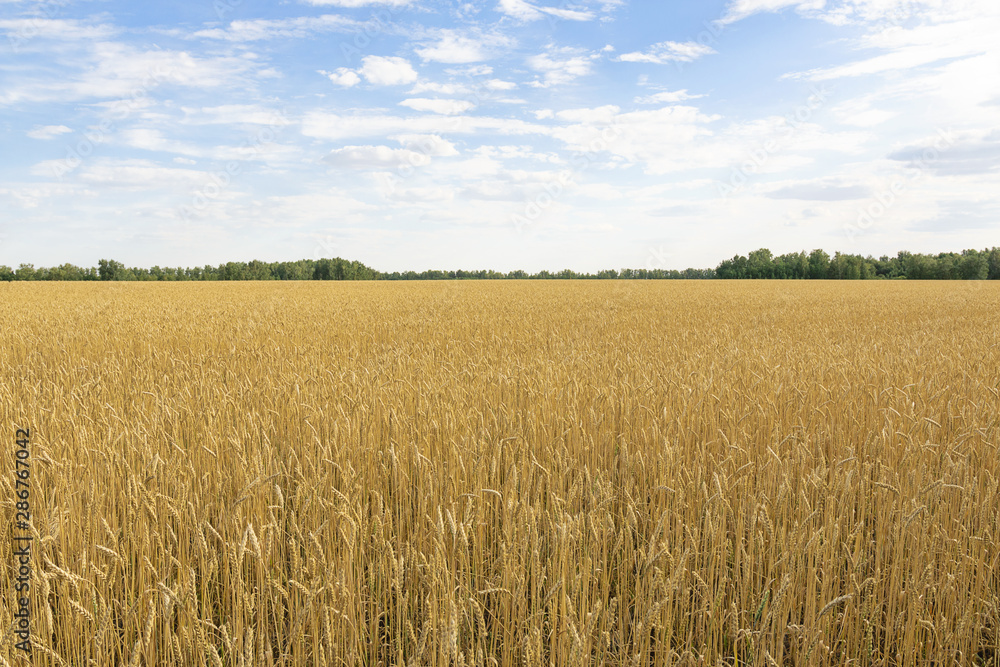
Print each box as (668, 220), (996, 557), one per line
(2, 248), (999, 282)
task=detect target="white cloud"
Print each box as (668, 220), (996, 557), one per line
(399, 98), (477, 114)
(765, 180), (873, 200)
(774, 3), (1000, 136)
(0, 42), (262, 105)
(578, 183), (624, 199)
(618, 41), (716, 64)
(476, 144), (563, 162)
(322, 68), (361, 87)
(547, 105), (727, 174)
(0, 183), (96, 209)
(242, 192), (376, 227)
(887, 128), (1000, 176)
(303, 0), (411, 6)
(497, 0), (596, 22)
(788, 15), (1000, 81)
(114, 127), (300, 163)
(456, 166), (580, 204)
(191, 15), (357, 41)
(48, 158), (212, 188)
(359, 55), (418, 85)
(634, 90), (704, 104)
(179, 105), (292, 126)
(307, 100), (771, 180)
(27, 125), (72, 139)
(720, 0), (819, 24)
(485, 79), (517, 90)
(302, 111), (548, 140)
(393, 135), (460, 157)
(415, 31), (513, 64)
(723, 0), (999, 32)
(497, 0), (545, 21)
(322, 134), (459, 170)
(410, 81), (472, 95)
(388, 186), (456, 203)
(832, 98), (897, 126)
(527, 48), (600, 87)
(447, 64), (494, 77)
(812, 0), (933, 27)
(323, 145), (433, 169)
(555, 105), (621, 123)
(118, 128), (205, 157)
(417, 34), (486, 63)
(0, 18), (117, 43)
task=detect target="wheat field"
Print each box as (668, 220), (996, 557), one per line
(0, 280), (997, 666)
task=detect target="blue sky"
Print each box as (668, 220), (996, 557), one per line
(1, 0), (998, 272)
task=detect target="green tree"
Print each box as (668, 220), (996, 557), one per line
(958, 250), (989, 280)
(15, 263), (37, 281)
(716, 255), (748, 279)
(905, 254), (938, 280)
(244, 260), (271, 280)
(98, 259), (126, 281)
(313, 258), (335, 280)
(49, 263), (88, 281)
(747, 248), (775, 279)
(219, 262), (248, 280)
(859, 257), (876, 280)
(988, 247), (1000, 280)
(807, 249), (830, 279)
(935, 253), (960, 279)
(842, 254), (862, 280)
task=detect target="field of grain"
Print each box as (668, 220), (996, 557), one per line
(0, 281), (998, 666)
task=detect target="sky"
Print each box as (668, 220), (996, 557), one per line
(1, 0), (998, 273)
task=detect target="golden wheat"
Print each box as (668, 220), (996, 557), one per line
(0, 280), (998, 665)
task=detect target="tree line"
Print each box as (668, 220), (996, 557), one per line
(0, 259), (716, 282)
(1, 248), (998, 282)
(715, 248), (1000, 280)
(378, 267), (717, 280)
(0, 258), (380, 282)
